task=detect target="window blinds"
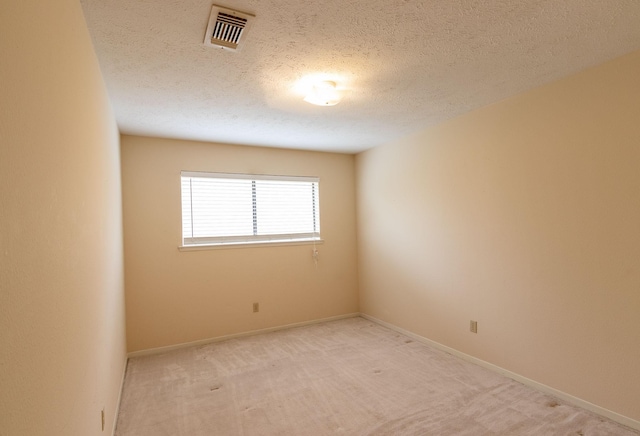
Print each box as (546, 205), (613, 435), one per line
(181, 172), (320, 246)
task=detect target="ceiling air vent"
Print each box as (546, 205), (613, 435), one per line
(203, 5), (255, 52)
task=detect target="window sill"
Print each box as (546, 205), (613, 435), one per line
(178, 238), (324, 251)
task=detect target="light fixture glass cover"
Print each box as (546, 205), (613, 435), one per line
(304, 80), (341, 106)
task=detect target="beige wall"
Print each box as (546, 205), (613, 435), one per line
(356, 50), (640, 422)
(121, 136), (359, 352)
(0, 1), (127, 435)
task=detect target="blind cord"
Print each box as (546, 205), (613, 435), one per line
(312, 241), (319, 269)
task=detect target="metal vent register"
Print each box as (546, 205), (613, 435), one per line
(203, 5), (254, 51)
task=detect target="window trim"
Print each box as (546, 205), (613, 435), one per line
(179, 171), (321, 250)
(181, 171), (319, 184)
(178, 238), (324, 251)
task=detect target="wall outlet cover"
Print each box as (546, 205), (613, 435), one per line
(470, 320), (478, 333)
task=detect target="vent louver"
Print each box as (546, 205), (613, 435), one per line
(203, 5), (254, 51)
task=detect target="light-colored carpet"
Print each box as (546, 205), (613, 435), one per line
(115, 317), (638, 435)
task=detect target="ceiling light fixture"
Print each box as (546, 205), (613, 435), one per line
(303, 80), (341, 106)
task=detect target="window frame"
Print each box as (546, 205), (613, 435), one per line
(179, 171), (322, 250)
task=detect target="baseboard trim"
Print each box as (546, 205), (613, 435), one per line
(127, 312), (360, 359)
(360, 313), (640, 432)
(111, 356), (128, 436)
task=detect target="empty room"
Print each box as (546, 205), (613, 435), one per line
(1, 0), (639, 435)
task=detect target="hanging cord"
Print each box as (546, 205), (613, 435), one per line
(312, 241), (319, 269)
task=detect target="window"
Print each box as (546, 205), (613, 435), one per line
(181, 171), (320, 247)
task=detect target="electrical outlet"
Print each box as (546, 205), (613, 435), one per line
(253, 302), (259, 313)
(470, 320), (478, 333)
(101, 408), (105, 432)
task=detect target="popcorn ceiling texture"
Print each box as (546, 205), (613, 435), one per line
(80, 0), (640, 153)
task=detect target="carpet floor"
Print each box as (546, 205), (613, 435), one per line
(115, 317), (638, 435)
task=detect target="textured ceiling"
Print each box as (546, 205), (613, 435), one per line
(80, 0), (640, 153)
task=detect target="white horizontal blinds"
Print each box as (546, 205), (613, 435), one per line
(181, 178), (193, 239)
(255, 180), (319, 236)
(181, 172), (320, 245)
(181, 177), (253, 243)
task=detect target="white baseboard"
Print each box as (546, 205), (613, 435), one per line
(111, 356), (128, 436)
(127, 312), (360, 359)
(360, 313), (640, 432)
